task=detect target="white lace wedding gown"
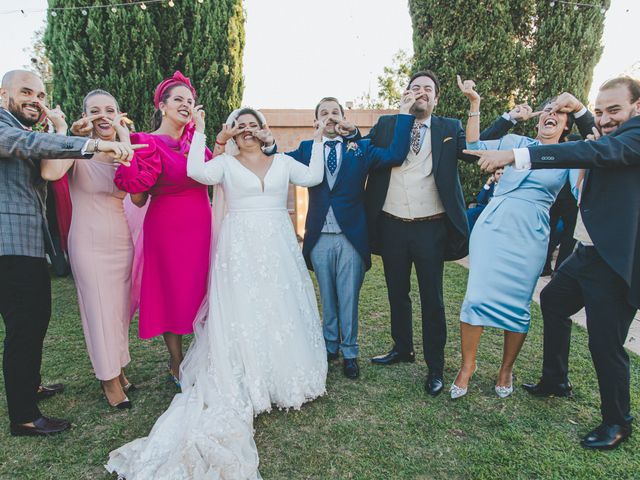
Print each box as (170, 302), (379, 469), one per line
(106, 134), (327, 479)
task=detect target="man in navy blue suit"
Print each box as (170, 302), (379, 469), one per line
(468, 76), (640, 450)
(283, 94), (416, 379)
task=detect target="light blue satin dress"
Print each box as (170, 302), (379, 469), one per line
(461, 135), (579, 333)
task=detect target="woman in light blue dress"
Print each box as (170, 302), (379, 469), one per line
(451, 77), (579, 399)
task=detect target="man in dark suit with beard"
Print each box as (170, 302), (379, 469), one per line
(467, 76), (640, 450)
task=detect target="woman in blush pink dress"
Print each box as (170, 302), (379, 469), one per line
(114, 71), (212, 387)
(41, 90), (145, 409)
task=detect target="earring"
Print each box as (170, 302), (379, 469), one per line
(161, 110), (167, 117)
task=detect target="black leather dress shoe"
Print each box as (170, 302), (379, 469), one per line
(327, 352), (339, 362)
(522, 380), (573, 398)
(36, 383), (64, 401)
(10, 416), (71, 437)
(580, 423), (632, 450)
(343, 358), (359, 379)
(425, 374), (444, 396)
(371, 349), (415, 365)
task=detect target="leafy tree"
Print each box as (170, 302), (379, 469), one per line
(408, 0), (609, 201)
(44, 0), (244, 139)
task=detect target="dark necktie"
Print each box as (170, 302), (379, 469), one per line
(325, 140), (339, 174)
(410, 121), (424, 154)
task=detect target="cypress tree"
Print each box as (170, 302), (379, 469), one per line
(408, 0), (608, 201)
(44, 0), (244, 137)
(529, 0), (609, 109)
(408, 0), (532, 199)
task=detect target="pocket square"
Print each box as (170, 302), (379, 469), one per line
(443, 137), (452, 143)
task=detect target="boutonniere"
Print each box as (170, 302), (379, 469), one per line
(346, 141), (363, 157)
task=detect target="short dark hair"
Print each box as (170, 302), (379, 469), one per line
(600, 76), (640, 103)
(407, 70), (440, 97)
(314, 97), (344, 119)
(539, 96), (575, 143)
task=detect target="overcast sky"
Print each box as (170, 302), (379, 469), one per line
(0, 0), (636, 109)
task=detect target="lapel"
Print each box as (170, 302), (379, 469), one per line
(430, 116), (444, 177)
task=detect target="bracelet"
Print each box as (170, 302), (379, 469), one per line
(468, 111), (480, 117)
(215, 139), (226, 146)
(94, 139), (100, 153)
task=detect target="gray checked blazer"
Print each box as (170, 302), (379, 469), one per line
(0, 108), (88, 258)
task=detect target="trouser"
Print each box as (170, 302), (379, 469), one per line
(0, 255), (51, 424)
(539, 244), (636, 425)
(310, 233), (365, 359)
(378, 215), (447, 375)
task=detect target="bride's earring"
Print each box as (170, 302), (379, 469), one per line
(162, 110), (167, 117)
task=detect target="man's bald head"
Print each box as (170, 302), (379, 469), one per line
(1, 70), (46, 127)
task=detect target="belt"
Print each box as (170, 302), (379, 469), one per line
(382, 211), (446, 222)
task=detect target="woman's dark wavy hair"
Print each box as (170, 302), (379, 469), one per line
(151, 82), (195, 131)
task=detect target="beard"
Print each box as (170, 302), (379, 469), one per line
(7, 97), (40, 127)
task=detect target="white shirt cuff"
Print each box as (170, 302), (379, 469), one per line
(81, 139), (92, 155)
(262, 142), (276, 154)
(345, 128), (359, 140)
(574, 106), (588, 118)
(483, 184), (491, 190)
(502, 112), (517, 124)
(513, 148), (531, 170)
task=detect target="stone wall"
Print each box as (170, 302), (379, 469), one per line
(261, 108), (396, 237)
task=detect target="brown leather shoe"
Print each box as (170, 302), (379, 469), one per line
(10, 416), (71, 437)
(36, 383), (64, 401)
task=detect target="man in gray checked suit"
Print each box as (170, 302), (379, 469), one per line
(0, 70), (137, 436)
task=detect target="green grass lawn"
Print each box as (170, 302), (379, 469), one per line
(1, 258), (639, 479)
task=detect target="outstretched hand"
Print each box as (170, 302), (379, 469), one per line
(36, 100), (67, 133)
(70, 113), (105, 136)
(216, 121), (244, 145)
(313, 119), (327, 142)
(464, 149), (515, 172)
(456, 75), (481, 104)
(399, 90), (417, 114)
(98, 142), (148, 166)
(193, 105), (206, 133)
(547, 92), (584, 114)
(254, 123), (275, 147)
(334, 119), (356, 137)
(508, 103), (542, 122)
(111, 113), (132, 144)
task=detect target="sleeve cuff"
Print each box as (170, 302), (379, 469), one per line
(513, 148), (531, 170)
(262, 142), (276, 154)
(81, 139), (92, 156)
(483, 184), (491, 190)
(574, 106), (588, 118)
(502, 112), (517, 124)
(344, 128), (359, 140)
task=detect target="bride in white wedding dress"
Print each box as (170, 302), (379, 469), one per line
(106, 107), (328, 479)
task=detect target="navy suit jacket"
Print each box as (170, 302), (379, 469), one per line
(288, 113), (414, 271)
(364, 114), (514, 260)
(528, 114), (640, 308)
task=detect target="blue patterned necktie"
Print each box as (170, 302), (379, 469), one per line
(325, 140), (339, 175)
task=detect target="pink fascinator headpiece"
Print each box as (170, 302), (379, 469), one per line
(153, 70), (196, 108)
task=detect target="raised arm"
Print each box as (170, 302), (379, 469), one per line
(186, 106), (225, 185)
(457, 75), (482, 144)
(287, 120), (325, 187)
(0, 122), (87, 161)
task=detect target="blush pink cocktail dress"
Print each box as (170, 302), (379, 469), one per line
(67, 157), (133, 381)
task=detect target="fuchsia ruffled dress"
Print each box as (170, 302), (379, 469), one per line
(114, 132), (212, 339)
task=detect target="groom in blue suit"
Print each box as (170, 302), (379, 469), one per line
(284, 95), (415, 378)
